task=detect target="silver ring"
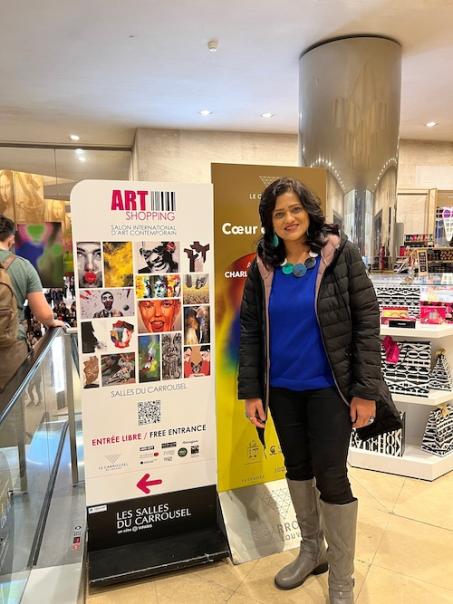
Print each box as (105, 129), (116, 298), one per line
(367, 416), (375, 425)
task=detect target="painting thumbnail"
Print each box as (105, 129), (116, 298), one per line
(183, 305), (210, 345)
(184, 345), (210, 378)
(79, 288), (134, 320)
(183, 273), (209, 305)
(101, 353), (135, 386)
(82, 356), (100, 389)
(103, 242), (133, 287)
(138, 335), (160, 383)
(135, 241), (180, 274)
(76, 241), (103, 288)
(162, 333), (182, 380)
(138, 299), (181, 334)
(136, 274), (181, 299)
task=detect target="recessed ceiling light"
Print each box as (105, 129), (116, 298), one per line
(261, 112), (274, 119)
(69, 134), (80, 141)
(207, 39), (218, 52)
(426, 121), (438, 128)
(75, 148), (84, 155)
(78, 156), (86, 162)
(199, 109), (212, 116)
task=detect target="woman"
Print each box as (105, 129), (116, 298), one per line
(238, 177), (399, 604)
(70, 301), (77, 327)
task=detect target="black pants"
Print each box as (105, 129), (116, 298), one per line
(269, 386), (354, 505)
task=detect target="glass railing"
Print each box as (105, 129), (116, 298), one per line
(370, 272), (453, 286)
(0, 327), (81, 604)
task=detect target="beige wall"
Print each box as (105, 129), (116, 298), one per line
(132, 128), (299, 182)
(395, 140), (453, 238)
(132, 130), (453, 204)
(398, 140), (453, 190)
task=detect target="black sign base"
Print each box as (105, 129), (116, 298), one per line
(88, 526), (230, 587)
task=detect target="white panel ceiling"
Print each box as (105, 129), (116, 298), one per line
(1, 0), (453, 146)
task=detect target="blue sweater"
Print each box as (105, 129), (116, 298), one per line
(269, 256), (335, 391)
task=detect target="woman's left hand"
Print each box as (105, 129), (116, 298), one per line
(350, 397), (376, 429)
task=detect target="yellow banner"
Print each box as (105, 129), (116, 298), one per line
(212, 164), (326, 492)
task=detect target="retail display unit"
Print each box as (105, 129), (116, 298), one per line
(348, 274), (453, 480)
(418, 248), (453, 274)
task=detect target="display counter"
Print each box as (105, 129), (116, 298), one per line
(348, 273), (453, 481)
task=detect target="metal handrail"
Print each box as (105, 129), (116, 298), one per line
(63, 330), (80, 485)
(0, 327), (63, 425)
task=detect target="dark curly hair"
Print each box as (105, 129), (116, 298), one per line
(258, 177), (334, 268)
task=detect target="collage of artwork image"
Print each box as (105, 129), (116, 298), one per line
(77, 240), (211, 389)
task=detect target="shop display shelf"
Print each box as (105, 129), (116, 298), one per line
(348, 444), (453, 481)
(380, 323), (453, 339)
(371, 279), (453, 481)
(392, 389), (453, 406)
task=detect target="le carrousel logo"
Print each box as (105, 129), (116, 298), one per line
(111, 189), (176, 221)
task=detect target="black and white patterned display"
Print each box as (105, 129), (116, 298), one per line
(421, 404), (453, 457)
(375, 285), (421, 319)
(350, 411), (406, 457)
(381, 340), (431, 397)
(429, 350), (453, 391)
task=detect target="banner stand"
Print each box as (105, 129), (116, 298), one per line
(70, 180), (229, 585)
(212, 164), (327, 562)
(89, 524), (229, 587)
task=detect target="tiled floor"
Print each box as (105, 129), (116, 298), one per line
(87, 467), (453, 603)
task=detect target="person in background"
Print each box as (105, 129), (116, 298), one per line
(56, 301), (70, 323)
(0, 215), (65, 390)
(69, 301), (77, 327)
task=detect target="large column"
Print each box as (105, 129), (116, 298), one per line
(299, 36), (402, 267)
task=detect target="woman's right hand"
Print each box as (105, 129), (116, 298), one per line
(245, 398), (266, 428)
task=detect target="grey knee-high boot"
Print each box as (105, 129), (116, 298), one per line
(319, 499), (358, 604)
(275, 478), (328, 590)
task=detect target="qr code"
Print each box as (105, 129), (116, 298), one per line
(137, 400), (161, 425)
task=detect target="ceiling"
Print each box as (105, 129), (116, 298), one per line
(1, 0), (453, 147)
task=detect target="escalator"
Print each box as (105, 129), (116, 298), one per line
(0, 328), (86, 603)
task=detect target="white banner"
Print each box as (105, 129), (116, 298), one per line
(71, 180), (215, 514)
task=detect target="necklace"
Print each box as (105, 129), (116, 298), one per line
(280, 251), (318, 277)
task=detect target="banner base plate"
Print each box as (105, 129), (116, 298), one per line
(88, 526), (230, 587)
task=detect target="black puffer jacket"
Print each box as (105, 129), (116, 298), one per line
(238, 233), (401, 441)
